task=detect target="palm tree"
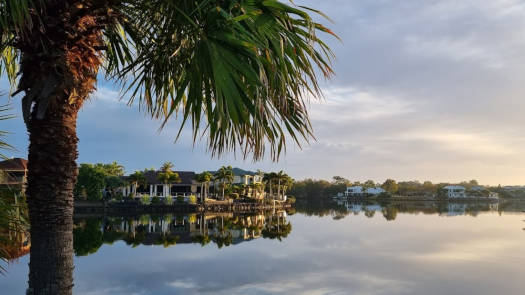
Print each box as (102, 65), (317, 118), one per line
(216, 166), (234, 200)
(275, 171), (290, 200)
(157, 162), (181, 197)
(128, 171), (146, 196)
(264, 172), (278, 199)
(1, 1), (335, 293)
(195, 171), (213, 203)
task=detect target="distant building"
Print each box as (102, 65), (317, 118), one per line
(232, 174), (263, 186)
(365, 187), (386, 195)
(0, 158), (28, 192)
(120, 170), (199, 198)
(345, 186), (385, 196)
(443, 185), (466, 198)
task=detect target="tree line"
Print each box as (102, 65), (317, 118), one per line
(290, 177), (494, 199)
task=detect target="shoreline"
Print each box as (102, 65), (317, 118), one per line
(74, 200), (293, 214)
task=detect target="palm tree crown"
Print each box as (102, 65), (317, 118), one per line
(1, 0), (336, 160)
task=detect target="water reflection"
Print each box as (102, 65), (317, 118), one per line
(2, 201), (525, 294)
(296, 199), (523, 220)
(73, 211), (292, 256)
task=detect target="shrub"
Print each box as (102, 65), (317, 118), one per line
(164, 195), (173, 205)
(114, 192), (124, 201)
(188, 195), (197, 204)
(230, 193), (239, 200)
(377, 192), (392, 199)
(177, 196), (185, 203)
(286, 196), (296, 204)
(151, 196), (161, 204)
(141, 194), (151, 205)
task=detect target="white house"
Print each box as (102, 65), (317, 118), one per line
(345, 186), (385, 196)
(365, 187), (386, 195)
(345, 186), (363, 196)
(443, 185), (466, 198)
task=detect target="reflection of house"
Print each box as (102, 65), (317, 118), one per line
(121, 170), (199, 198)
(345, 186), (385, 196)
(443, 186), (466, 198)
(0, 158), (28, 192)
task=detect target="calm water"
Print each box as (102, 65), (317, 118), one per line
(2, 200), (525, 294)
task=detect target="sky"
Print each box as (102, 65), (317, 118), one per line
(3, 0), (525, 185)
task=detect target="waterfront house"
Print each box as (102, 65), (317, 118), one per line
(365, 187), (386, 195)
(345, 186), (363, 196)
(120, 170), (199, 198)
(210, 171), (265, 200)
(345, 186), (385, 196)
(443, 185), (467, 198)
(0, 158), (28, 192)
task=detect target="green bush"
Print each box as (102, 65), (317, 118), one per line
(177, 196), (185, 203)
(151, 196), (161, 204)
(140, 194), (151, 205)
(286, 196), (296, 204)
(230, 193), (239, 200)
(188, 195), (197, 204)
(164, 195), (173, 205)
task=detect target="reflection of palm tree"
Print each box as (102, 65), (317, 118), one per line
(192, 235), (211, 247)
(262, 219), (292, 241)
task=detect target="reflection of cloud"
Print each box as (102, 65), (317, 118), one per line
(409, 238), (519, 262)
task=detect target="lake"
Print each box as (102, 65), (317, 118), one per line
(2, 200), (525, 294)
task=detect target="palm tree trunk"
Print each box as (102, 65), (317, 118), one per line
(26, 103), (82, 295)
(278, 179), (281, 200)
(21, 5), (102, 291)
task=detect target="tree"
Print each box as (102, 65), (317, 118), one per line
(157, 162), (181, 197)
(128, 171), (146, 196)
(1, 1), (335, 293)
(74, 164), (106, 201)
(216, 166), (234, 200)
(381, 179), (398, 194)
(332, 176), (350, 186)
(263, 172), (278, 198)
(95, 161), (125, 177)
(363, 180), (376, 190)
(196, 171), (213, 203)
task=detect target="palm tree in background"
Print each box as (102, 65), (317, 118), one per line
(216, 165), (234, 200)
(1, 1), (335, 293)
(263, 172), (278, 199)
(128, 171), (146, 196)
(196, 171), (213, 203)
(157, 162), (181, 197)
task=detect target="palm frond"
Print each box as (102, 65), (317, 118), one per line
(0, 102), (15, 159)
(108, 0), (337, 161)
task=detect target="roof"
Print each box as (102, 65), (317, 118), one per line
(143, 170), (196, 185)
(0, 158), (28, 171)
